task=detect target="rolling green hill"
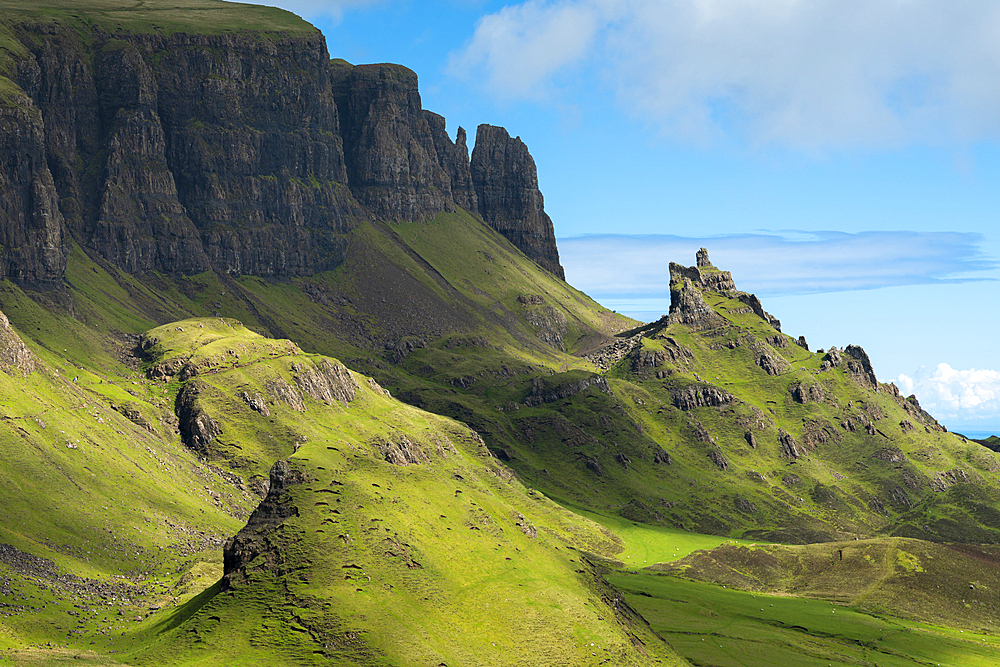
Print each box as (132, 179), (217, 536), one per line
(2, 1), (1000, 665)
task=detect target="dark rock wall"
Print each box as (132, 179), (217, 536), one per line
(331, 62), (455, 222)
(0, 85), (68, 285)
(471, 125), (565, 279)
(152, 33), (363, 275)
(425, 111), (478, 214)
(1, 23), (566, 283)
(92, 40), (210, 274)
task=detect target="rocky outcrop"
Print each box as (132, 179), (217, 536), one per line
(709, 450), (729, 471)
(523, 374), (612, 407)
(176, 379), (222, 455)
(790, 381), (825, 404)
(331, 62), (455, 222)
(523, 304), (568, 349)
(737, 293), (781, 331)
(471, 125), (564, 279)
(696, 247), (711, 267)
(2, 21), (566, 285)
(0, 309), (37, 375)
(844, 344), (878, 388)
(778, 428), (802, 459)
(752, 341), (790, 376)
(671, 383), (734, 410)
(667, 274), (723, 329)
(425, 112), (477, 213)
(377, 435), (429, 466)
(667, 252), (781, 331)
(292, 359), (359, 406)
(222, 459), (309, 589)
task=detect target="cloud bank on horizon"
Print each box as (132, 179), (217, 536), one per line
(450, 0), (1000, 148)
(898, 365), (1000, 431)
(559, 230), (993, 302)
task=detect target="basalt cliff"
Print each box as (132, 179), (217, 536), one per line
(0, 8), (563, 285)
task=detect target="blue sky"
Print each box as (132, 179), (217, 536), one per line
(247, 0), (1000, 433)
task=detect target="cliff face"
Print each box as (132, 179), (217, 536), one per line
(471, 125), (565, 279)
(330, 61), (456, 222)
(0, 16), (564, 283)
(0, 85), (68, 285)
(11, 26), (362, 277)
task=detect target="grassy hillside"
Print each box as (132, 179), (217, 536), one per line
(5, 196), (1000, 664)
(0, 313), (685, 665)
(613, 570), (1000, 667)
(2, 1), (999, 665)
(0, 0), (314, 36)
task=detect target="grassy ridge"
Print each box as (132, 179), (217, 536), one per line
(118, 319), (683, 665)
(653, 537), (1000, 630)
(0, 0), (314, 36)
(0, 305), (250, 658)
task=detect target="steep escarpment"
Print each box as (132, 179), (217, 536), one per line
(0, 82), (68, 285)
(471, 124), (565, 279)
(330, 61), (457, 222)
(0, 9), (566, 284)
(9, 25), (361, 277)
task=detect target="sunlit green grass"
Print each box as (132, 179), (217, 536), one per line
(569, 506), (763, 565)
(0, 0), (313, 36)
(611, 573), (1000, 667)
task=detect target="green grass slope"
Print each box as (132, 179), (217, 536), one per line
(425, 253), (1000, 545)
(113, 319), (684, 665)
(612, 571), (1000, 667)
(0, 309), (686, 665)
(0, 303), (254, 660)
(596, 533), (1000, 666)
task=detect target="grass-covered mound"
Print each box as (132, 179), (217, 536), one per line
(0, 313), (686, 665)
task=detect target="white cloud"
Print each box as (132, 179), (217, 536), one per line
(559, 230), (993, 300)
(447, 1), (609, 99)
(450, 0), (1000, 148)
(898, 363), (1000, 428)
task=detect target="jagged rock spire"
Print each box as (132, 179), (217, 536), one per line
(696, 247), (711, 267)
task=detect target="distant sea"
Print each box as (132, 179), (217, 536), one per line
(951, 429), (999, 440)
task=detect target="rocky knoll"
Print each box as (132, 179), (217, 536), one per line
(471, 124), (565, 279)
(0, 10), (565, 282)
(667, 249), (779, 330)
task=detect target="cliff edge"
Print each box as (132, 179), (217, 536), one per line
(0, 1), (566, 283)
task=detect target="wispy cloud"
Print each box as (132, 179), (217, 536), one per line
(559, 230), (994, 301)
(450, 0), (1000, 148)
(898, 364), (1000, 428)
(447, 1), (605, 100)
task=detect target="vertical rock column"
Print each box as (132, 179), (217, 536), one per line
(331, 62), (455, 222)
(89, 41), (210, 274)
